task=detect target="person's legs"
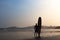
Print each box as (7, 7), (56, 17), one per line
(34, 32), (35, 37)
(34, 32), (38, 37)
(38, 29), (41, 37)
(38, 32), (40, 37)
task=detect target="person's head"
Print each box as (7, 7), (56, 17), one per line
(38, 17), (41, 20)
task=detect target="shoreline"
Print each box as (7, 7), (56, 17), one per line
(22, 35), (60, 40)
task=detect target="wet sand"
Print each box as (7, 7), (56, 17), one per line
(23, 35), (60, 40)
(0, 29), (60, 40)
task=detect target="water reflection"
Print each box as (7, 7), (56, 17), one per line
(0, 29), (60, 40)
(23, 37), (41, 40)
(34, 36), (41, 40)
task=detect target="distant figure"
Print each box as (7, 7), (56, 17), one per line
(34, 23), (38, 37)
(34, 17), (42, 37)
(38, 17), (42, 37)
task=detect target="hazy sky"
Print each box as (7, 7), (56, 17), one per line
(0, 0), (60, 27)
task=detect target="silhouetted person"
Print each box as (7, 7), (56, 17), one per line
(34, 23), (38, 37)
(38, 17), (42, 37)
(34, 17), (42, 37)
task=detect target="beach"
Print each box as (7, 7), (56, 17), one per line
(0, 29), (60, 40)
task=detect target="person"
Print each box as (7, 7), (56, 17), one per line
(38, 17), (42, 37)
(34, 23), (38, 37)
(34, 17), (42, 37)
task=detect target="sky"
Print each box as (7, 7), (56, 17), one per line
(0, 0), (60, 28)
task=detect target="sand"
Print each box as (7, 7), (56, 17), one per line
(0, 31), (60, 40)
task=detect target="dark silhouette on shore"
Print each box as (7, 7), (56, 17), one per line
(34, 23), (38, 37)
(34, 17), (42, 38)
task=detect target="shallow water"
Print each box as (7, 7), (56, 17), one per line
(41, 29), (60, 37)
(0, 29), (60, 40)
